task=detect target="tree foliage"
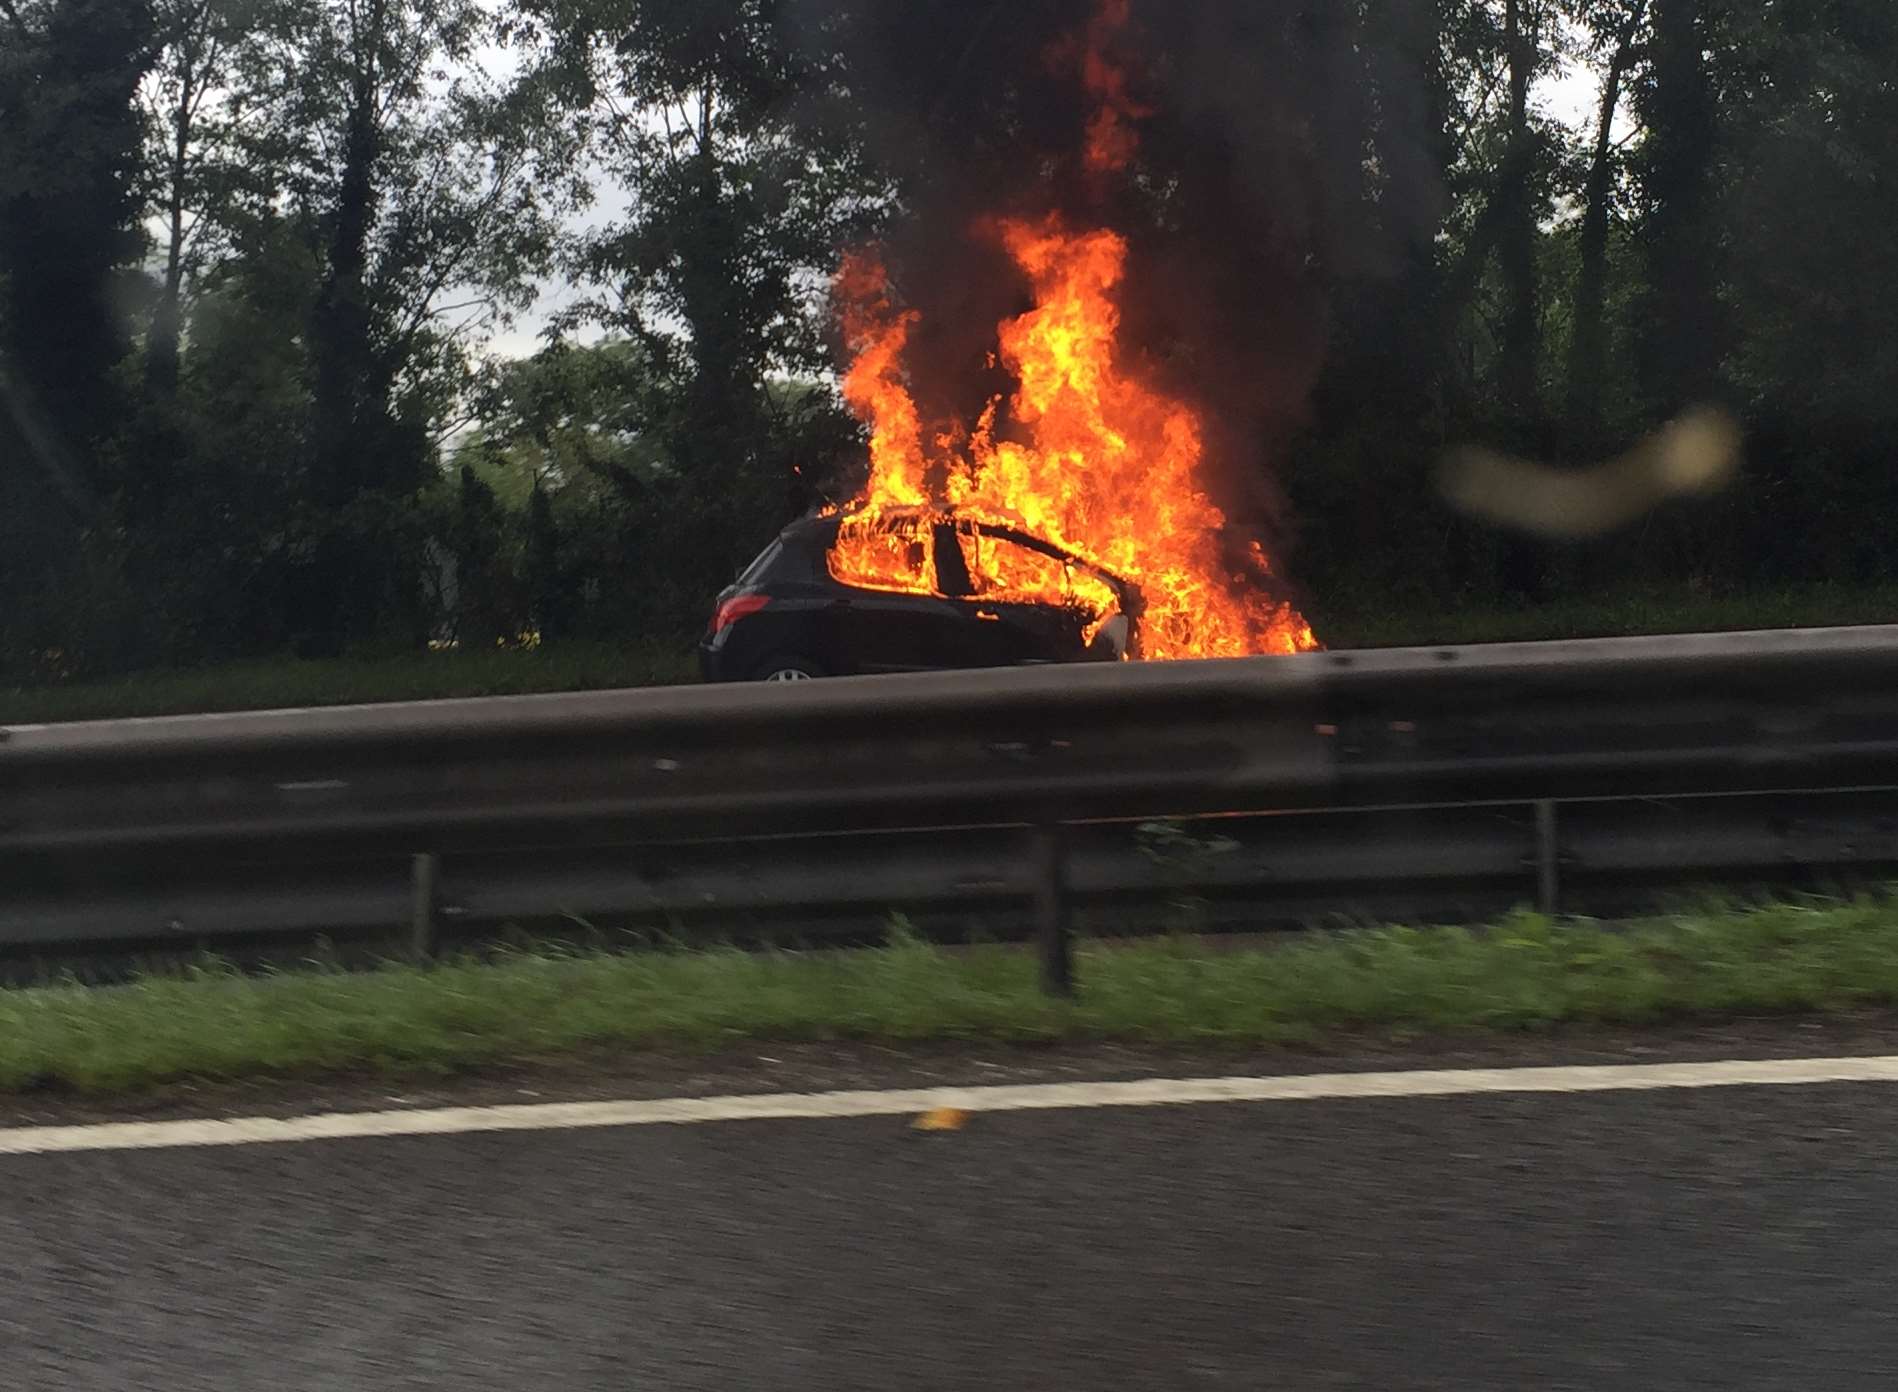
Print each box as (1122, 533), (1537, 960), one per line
(515, 0), (887, 596)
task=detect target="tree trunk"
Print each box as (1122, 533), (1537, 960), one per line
(145, 49), (194, 396)
(310, 45), (381, 505)
(1368, 0), (1451, 409)
(1492, 0), (1546, 602)
(301, 0), (388, 653)
(1640, 0), (1722, 409)
(1498, 0), (1540, 425)
(1568, 0), (1648, 439)
(675, 82), (769, 582)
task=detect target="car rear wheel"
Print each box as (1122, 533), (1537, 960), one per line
(754, 654), (825, 682)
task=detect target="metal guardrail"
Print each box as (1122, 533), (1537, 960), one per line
(6, 625), (1898, 991)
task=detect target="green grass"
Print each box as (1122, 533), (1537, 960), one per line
(1318, 582), (1898, 650)
(9, 897), (1898, 1095)
(0, 640), (699, 724)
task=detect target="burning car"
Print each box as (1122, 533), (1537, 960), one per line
(699, 508), (1143, 682)
(704, 0), (1322, 680)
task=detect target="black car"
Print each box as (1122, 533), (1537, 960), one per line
(700, 510), (1142, 682)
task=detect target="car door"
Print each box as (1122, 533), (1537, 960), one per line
(822, 517), (975, 672)
(944, 525), (1096, 666)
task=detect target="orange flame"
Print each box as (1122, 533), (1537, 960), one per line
(828, 0), (1315, 663)
(837, 252), (929, 512)
(1078, 0), (1149, 174)
(834, 220), (1314, 661)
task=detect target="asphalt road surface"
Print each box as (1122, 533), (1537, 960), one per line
(4, 1075), (1896, 1390)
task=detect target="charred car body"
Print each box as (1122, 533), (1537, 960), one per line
(700, 509), (1144, 681)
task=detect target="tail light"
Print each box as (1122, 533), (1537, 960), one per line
(710, 593), (771, 636)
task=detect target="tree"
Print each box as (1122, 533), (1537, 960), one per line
(466, 338), (670, 503)
(1635, 0), (1722, 411)
(1406, 0), (1563, 600)
(523, 479), (572, 639)
(238, 0), (578, 650)
(141, 0), (281, 394)
(1496, 0), (1545, 424)
(0, 0), (156, 678)
(447, 461), (517, 645)
(1566, 0), (1649, 437)
(0, 0), (155, 495)
(524, 0), (888, 589)
(1718, 0), (1898, 582)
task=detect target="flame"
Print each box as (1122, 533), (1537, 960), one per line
(833, 222), (1314, 660)
(1078, 0), (1149, 174)
(828, 512), (937, 594)
(827, 0), (1317, 663)
(837, 252), (929, 512)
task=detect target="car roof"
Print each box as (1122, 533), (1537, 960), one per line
(782, 507), (1141, 607)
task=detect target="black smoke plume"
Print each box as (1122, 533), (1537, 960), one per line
(781, 0), (1445, 559)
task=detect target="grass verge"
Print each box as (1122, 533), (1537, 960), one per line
(7, 898), (1898, 1096)
(0, 640), (699, 724)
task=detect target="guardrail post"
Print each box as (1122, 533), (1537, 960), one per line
(1534, 801), (1560, 914)
(410, 853), (440, 959)
(1030, 822), (1075, 998)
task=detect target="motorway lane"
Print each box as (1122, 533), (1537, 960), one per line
(3, 1080), (1896, 1390)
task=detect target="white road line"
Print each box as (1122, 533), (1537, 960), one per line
(4, 1055), (1898, 1157)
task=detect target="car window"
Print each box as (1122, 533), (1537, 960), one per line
(956, 529), (1116, 615)
(826, 517), (935, 594)
(736, 540), (783, 587)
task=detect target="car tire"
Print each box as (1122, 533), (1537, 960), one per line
(753, 654), (826, 682)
